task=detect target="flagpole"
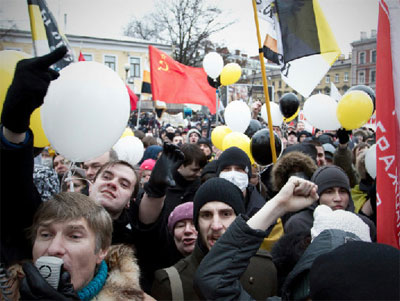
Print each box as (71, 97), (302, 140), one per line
(251, 0), (277, 163)
(216, 89), (219, 126)
(136, 95), (143, 129)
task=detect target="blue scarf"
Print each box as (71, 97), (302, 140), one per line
(77, 260), (108, 301)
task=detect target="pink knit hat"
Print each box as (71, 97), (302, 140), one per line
(140, 159), (156, 171)
(168, 202), (194, 233)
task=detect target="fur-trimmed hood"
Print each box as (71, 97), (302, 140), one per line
(1, 244), (147, 301)
(272, 151), (318, 191)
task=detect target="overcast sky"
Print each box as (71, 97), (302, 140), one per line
(1, 0), (378, 56)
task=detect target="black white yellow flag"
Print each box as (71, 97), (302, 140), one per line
(27, 0), (75, 70)
(257, 0), (341, 97)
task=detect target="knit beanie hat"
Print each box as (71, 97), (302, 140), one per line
(311, 165), (350, 196)
(197, 138), (213, 151)
(140, 159), (156, 171)
(186, 128), (201, 143)
(311, 205), (371, 242)
(167, 202), (194, 233)
(193, 177), (245, 229)
(297, 130), (312, 142)
(216, 147), (252, 178)
(310, 241), (400, 300)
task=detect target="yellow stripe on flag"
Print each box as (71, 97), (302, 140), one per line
(313, 0), (341, 64)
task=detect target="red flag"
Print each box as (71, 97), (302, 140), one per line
(78, 51), (85, 61)
(149, 46), (216, 114)
(126, 85), (138, 111)
(376, 0), (400, 249)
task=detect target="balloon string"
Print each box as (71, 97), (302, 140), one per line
(61, 161), (76, 192)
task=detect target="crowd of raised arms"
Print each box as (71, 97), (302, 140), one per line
(0, 46), (398, 301)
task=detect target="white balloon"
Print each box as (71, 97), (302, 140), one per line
(42, 61), (130, 162)
(113, 136), (144, 167)
(202, 52), (224, 79)
(261, 102), (283, 126)
(303, 94), (341, 130)
(365, 144), (376, 179)
(224, 100), (251, 133)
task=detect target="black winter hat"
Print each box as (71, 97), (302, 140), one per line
(310, 241), (400, 300)
(311, 165), (350, 197)
(216, 147), (252, 178)
(297, 130), (312, 142)
(197, 138), (213, 151)
(281, 143), (318, 164)
(193, 177), (245, 230)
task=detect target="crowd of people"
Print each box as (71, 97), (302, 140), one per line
(1, 46), (399, 300)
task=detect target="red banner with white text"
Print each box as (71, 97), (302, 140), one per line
(376, 0), (400, 249)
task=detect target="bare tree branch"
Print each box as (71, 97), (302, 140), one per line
(123, 0), (233, 66)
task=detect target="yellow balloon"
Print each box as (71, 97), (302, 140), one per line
(211, 125), (232, 150)
(220, 63), (242, 86)
(0, 51), (49, 148)
(284, 107), (300, 123)
(337, 90), (374, 130)
(121, 127), (134, 138)
(222, 132), (254, 164)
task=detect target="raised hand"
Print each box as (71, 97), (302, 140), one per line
(336, 128), (351, 145)
(1, 46), (67, 133)
(275, 176), (319, 213)
(144, 142), (185, 198)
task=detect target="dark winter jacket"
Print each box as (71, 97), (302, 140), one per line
(194, 215), (278, 301)
(333, 144), (359, 188)
(153, 217), (277, 301)
(245, 185), (267, 217)
(281, 229), (362, 300)
(0, 129), (42, 266)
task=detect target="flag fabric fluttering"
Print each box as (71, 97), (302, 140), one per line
(126, 85), (138, 111)
(141, 60), (152, 94)
(256, 0), (341, 98)
(27, 0), (75, 70)
(330, 82), (341, 102)
(149, 46), (216, 114)
(375, 0), (400, 249)
(78, 51), (85, 62)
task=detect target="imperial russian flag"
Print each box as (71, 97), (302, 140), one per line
(149, 46), (216, 114)
(256, 0), (341, 98)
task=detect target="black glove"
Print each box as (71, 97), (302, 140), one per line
(144, 142), (184, 198)
(1, 46), (67, 133)
(19, 262), (79, 300)
(336, 128), (351, 144)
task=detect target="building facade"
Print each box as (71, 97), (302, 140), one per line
(0, 28), (176, 111)
(351, 30), (377, 91)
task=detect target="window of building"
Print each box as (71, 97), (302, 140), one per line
(359, 52), (365, 64)
(358, 71), (365, 84)
(325, 74), (330, 83)
(83, 54), (93, 61)
(370, 70), (376, 83)
(371, 50), (376, 63)
(279, 80), (282, 88)
(129, 57), (141, 78)
(335, 74), (339, 83)
(344, 72), (349, 82)
(104, 55), (116, 71)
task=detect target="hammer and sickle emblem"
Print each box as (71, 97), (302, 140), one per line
(158, 54), (169, 71)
